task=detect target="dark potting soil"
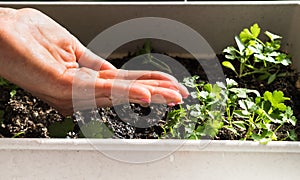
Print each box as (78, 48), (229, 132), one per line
(0, 86), (64, 138)
(0, 55), (299, 139)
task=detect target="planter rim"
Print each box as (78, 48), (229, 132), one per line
(0, 1), (300, 6)
(1, 138), (300, 153)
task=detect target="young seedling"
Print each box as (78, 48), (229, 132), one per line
(222, 23), (291, 84)
(163, 76), (226, 140)
(133, 41), (173, 74)
(0, 77), (18, 97)
(162, 76), (297, 143)
(236, 90), (297, 143)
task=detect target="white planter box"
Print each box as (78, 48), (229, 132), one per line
(1, 2), (300, 180)
(1, 139), (300, 179)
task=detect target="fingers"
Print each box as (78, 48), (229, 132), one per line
(98, 69), (178, 82)
(75, 41), (116, 71)
(69, 66), (189, 112)
(98, 69), (189, 98)
(74, 78), (185, 108)
(76, 80), (184, 107)
(135, 80), (189, 99)
(94, 79), (184, 106)
(142, 84), (183, 105)
(95, 79), (151, 102)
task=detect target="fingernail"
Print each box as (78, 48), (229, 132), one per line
(176, 100), (184, 105)
(168, 102), (176, 106)
(140, 103), (150, 107)
(183, 94), (189, 99)
(140, 98), (151, 103)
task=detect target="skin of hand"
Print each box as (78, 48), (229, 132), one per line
(0, 8), (189, 115)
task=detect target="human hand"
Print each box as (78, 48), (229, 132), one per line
(0, 8), (189, 115)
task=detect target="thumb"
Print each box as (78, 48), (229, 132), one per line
(75, 40), (116, 70)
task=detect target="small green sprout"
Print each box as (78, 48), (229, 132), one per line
(133, 41), (173, 74)
(162, 76), (297, 143)
(222, 23), (291, 84)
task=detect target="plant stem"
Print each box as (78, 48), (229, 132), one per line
(239, 59), (245, 78)
(147, 55), (173, 74)
(244, 112), (255, 140)
(255, 38), (265, 47)
(12, 131), (25, 138)
(274, 124), (283, 134)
